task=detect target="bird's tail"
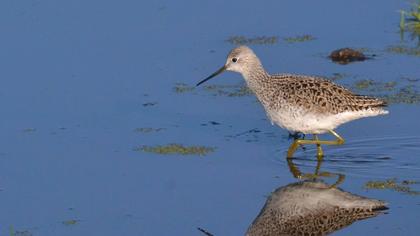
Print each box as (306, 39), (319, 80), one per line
(351, 95), (389, 114)
(354, 95), (387, 108)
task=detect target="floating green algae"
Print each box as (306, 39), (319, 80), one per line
(324, 72), (347, 81)
(226, 34), (315, 45)
(283, 34), (315, 43)
(354, 79), (373, 89)
(174, 82), (253, 97)
(22, 128), (36, 133)
(352, 79), (397, 91)
(382, 85), (420, 104)
(364, 178), (420, 195)
(226, 36), (278, 45)
(353, 47), (372, 53)
(227, 86), (254, 97)
(62, 219), (79, 226)
(9, 226), (32, 236)
(387, 45), (420, 56)
(350, 79), (420, 104)
(174, 83), (195, 93)
(135, 144), (215, 156)
(134, 127), (165, 133)
(204, 84), (253, 97)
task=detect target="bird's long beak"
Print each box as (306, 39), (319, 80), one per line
(196, 65), (226, 87)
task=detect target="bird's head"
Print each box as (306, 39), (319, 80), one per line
(196, 46), (262, 86)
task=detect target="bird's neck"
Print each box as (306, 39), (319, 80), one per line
(242, 64), (270, 92)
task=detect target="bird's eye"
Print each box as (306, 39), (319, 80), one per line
(232, 57), (238, 63)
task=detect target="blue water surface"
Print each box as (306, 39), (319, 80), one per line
(1, 0), (419, 235)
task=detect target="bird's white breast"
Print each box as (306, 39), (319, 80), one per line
(266, 105), (388, 134)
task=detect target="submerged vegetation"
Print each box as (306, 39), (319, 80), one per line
(382, 85), (420, 104)
(175, 83), (253, 97)
(364, 178), (420, 195)
(387, 45), (420, 56)
(225, 35), (315, 45)
(353, 79), (397, 91)
(204, 84), (253, 97)
(226, 36), (278, 45)
(351, 79), (420, 104)
(400, 1), (420, 34)
(22, 128), (36, 133)
(135, 144), (215, 156)
(173, 83), (195, 93)
(324, 72), (347, 81)
(283, 34), (315, 43)
(62, 219), (79, 226)
(9, 226), (32, 236)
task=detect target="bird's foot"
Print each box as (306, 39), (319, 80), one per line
(288, 132), (307, 151)
(288, 132), (305, 141)
(286, 130), (345, 158)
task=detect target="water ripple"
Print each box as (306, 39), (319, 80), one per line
(278, 135), (420, 179)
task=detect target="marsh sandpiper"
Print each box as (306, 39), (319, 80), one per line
(196, 46), (388, 158)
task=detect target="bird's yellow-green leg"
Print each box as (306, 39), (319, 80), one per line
(313, 134), (323, 158)
(286, 130), (345, 158)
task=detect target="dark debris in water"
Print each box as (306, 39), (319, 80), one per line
(142, 102), (157, 107)
(226, 36), (278, 45)
(329, 48), (369, 64)
(401, 76), (420, 83)
(135, 143), (215, 156)
(201, 121), (221, 126)
(364, 178), (420, 195)
(387, 45), (420, 57)
(224, 128), (277, 143)
(229, 128), (261, 137)
(134, 127), (165, 133)
(283, 34), (315, 43)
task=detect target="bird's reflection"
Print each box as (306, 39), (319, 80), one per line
(286, 157), (345, 188)
(246, 157), (388, 236)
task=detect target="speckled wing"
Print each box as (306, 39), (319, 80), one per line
(270, 74), (387, 114)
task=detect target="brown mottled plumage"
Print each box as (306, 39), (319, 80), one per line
(260, 73), (387, 114)
(246, 181), (388, 236)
